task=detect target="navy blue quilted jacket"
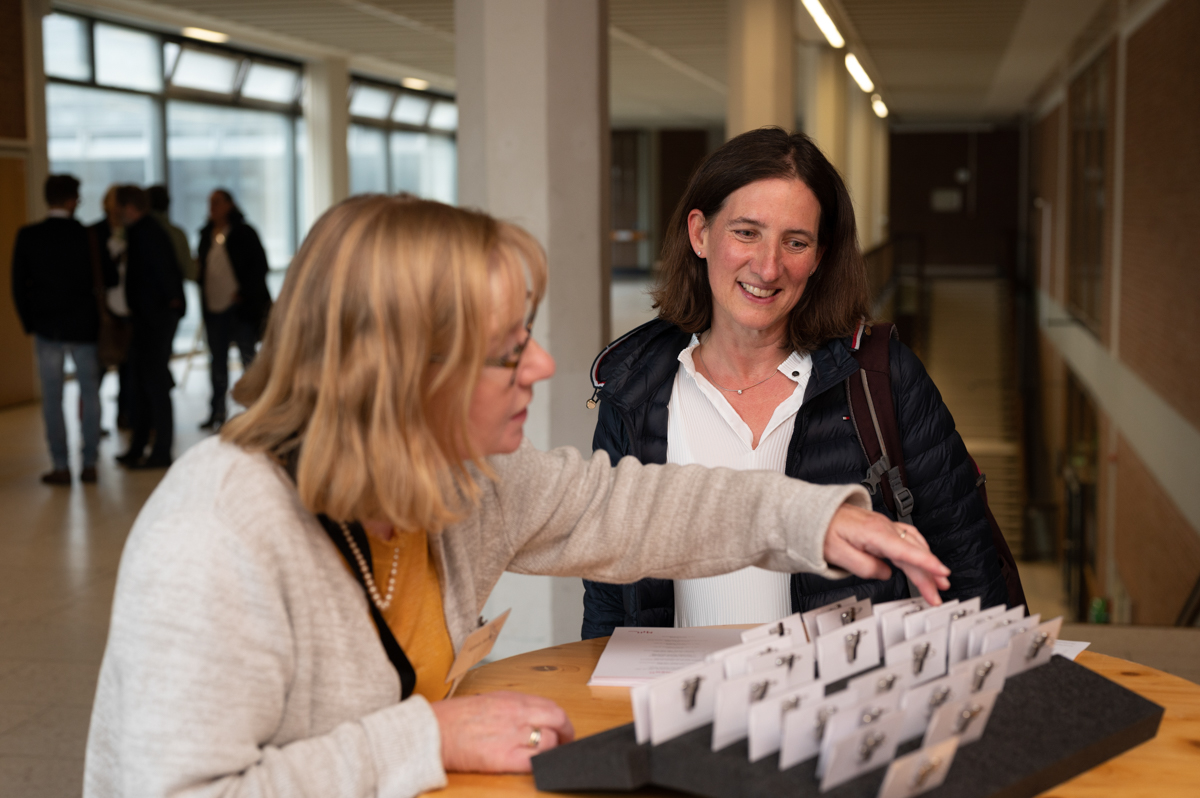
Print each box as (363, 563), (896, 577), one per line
(581, 319), (1007, 639)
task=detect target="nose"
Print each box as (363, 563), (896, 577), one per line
(518, 337), (556, 386)
(755, 243), (782, 282)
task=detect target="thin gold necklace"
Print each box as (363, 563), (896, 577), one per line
(695, 347), (778, 395)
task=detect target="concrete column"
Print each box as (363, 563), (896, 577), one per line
(727, 0), (795, 137)
(302, 57), (350, 227)
(801, 44), (847, 171)
(456, 0), (609, 658)
(844, 85), (872, 247)
(869, 112), (890, 247)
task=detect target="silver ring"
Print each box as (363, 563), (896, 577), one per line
(527, 727), (542, 749)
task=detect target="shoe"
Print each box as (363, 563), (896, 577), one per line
(115, 451), (142, 467)
(130, 457), (172, 470)
(199, 415), (225, 431)
(80, 466), (98, 484)
(41, 469), (72, 485)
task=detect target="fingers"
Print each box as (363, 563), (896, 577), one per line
(824, 504), (951, 606)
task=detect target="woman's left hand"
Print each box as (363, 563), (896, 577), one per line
(822, 502), (952, 605)
(431, 690), (576, 773)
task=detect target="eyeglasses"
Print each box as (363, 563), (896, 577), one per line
(483, 309), (537, 385)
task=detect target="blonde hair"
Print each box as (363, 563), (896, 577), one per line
(222, 195), (547, 531)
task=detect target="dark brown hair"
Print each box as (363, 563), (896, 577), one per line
(114, 184), (149, 214)
(652, 128), (871, 352)
(44, 174), (79, 206)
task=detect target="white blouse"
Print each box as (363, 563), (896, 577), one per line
(668, 335), (813, 627)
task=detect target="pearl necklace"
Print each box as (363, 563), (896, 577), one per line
(695, 347), (778, 395)
(338, 521), (401, 611)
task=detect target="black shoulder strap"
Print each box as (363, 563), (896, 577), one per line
(316, 514), (417, 699)
(846, 322), (914, 525)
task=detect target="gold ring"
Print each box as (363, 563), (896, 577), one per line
(527, 727), (542, 748)
(897, 528), (907, 540)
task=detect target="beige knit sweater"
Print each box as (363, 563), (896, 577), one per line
(84, 437), (866, 797)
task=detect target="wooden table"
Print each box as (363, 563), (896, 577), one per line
(438, 638), (1200, 797)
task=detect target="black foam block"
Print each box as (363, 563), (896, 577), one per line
(531, 722), (651, 792)
(543, 656), (1163, 797)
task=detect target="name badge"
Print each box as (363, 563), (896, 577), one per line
(1005, 616), (1063, 677)
(877, 734), (960, 798)
(923, 688), (1001, 748)
(746, 680), (825, 762)
(816, 615), (881, 682)
(711, 665), (790, 751)
(817, 711), (902, 791)
(884, 624), (949, 687)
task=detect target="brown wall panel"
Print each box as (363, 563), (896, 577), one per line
(1032, 107), (1061, 301)
(0, 0), (27, 141)
(1113, 435), (1200, 625)
(1119, 0), (1200, 430)
(0, 156), (35, 406)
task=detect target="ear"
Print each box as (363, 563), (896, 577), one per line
(686, 209), (708, 257)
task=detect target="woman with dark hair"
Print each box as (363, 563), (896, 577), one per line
(197, 188), (272, 429)
(582, 128), (1008, 638)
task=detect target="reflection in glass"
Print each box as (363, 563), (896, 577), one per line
(167, 100), (294, 270)
(241, 63), (300, 104)
(428, 102), (458, 132)
(348, 125), (388, 195)
(171, 48), (241, 94)
(46, 83), (162, 224)
(94, 23), (162, 92)
(392, 93), (432, 126)
(390, 131), (456, 204)
(43, 14), (91, 82)
(349, 85), (394, 119)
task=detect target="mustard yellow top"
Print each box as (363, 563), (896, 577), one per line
(358, 530), (455, 703)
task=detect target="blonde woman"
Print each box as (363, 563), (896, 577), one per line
(84, 196), (949, 797)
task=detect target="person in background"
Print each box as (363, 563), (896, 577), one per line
(84, 196), (950, 797)
(197, 189), (271, 430)
(92, 185), (132, 430)
(114, 185), (186, 469)
(582, 128), (1009, 639)
(147, 185), (196, 283)
(11, 174), (101, 485)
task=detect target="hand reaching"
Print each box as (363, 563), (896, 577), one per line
(431, 691), (575, 773)
(822, 503), (951, 605)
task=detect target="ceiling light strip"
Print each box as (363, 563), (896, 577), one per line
(845, 54), (874, 93)
(800, 0), (845, 48)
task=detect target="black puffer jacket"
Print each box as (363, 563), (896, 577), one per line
(581, 319), (1007, 639)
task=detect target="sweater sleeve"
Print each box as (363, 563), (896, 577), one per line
(84, 501), (446, 798)
(489, 442), (866, 584)
(890, 341), (1007, 607)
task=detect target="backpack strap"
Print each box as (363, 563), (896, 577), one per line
(846, 321), (914, 525)
(316, 514), (418, 699)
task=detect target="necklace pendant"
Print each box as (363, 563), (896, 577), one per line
(737, 389), (743, 395)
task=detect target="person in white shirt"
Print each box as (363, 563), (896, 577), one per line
(582, 128), (1010, 638)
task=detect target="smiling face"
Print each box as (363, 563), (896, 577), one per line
(688, 177), (823, 345)
(465, 270), (556, 456)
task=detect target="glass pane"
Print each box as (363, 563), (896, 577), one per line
(164, 42), (181, 78)
(295, 117), (309, 243)
(390, 131), (456, 204)
(43, 14), (91, 81)
(46, 83), (163, 225)
(167, 101), (294, 271)
(428, 101), (458, 132)
(94, 23), (162, 92)
(241, 62), (299, 103)
(392, 93), (431, 126)
(171, 48), (240, 95)
(349, 84), (393, 119)
(348, 125), (388, 195)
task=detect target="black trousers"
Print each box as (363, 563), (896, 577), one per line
(204, 309), (260, 420)
(126, 318), (178, 462)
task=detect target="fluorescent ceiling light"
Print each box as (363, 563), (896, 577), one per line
(800, 0), (844, 48)
(401, 77), (430, 91)
(845, 53), (874, 93)
(871, 93), (888, 118)
(182, 27), (228, 44)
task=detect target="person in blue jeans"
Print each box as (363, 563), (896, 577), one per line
(11, 174), (102, 485)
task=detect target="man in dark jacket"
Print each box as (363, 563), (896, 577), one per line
(581, 318), (1009, 639)
(11, 174), (102, 485)
(114, 185), (186, 469)
(196, 189), (271, 429)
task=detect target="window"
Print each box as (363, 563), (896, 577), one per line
(1067, 49), (1110, 334)
(42, 12), (305, 355)
(346, 78), (457, 203)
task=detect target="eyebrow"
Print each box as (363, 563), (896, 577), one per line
(726, 216), (816, 238)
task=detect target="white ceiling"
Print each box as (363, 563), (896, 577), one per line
(67, 0), (1110, 125)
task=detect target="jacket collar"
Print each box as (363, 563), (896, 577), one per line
(590, 319), (691, 412)
(804, 334), (862, 402)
